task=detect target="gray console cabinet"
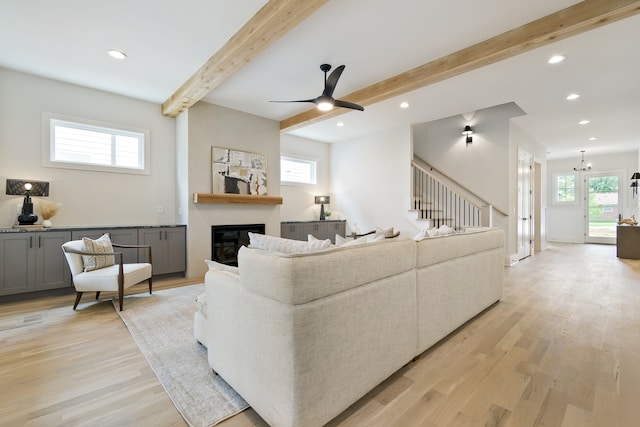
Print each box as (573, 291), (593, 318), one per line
(281, 220), (346, 244)
(0, 225), (186, 297)
(0, 230), (71, 296)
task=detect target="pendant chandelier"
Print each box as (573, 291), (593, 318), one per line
(573, 150), (592, 171)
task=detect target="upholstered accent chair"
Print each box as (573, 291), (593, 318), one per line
(61, 239), (153, 311)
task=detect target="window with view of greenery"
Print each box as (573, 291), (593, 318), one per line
(554, 173), (576, 203)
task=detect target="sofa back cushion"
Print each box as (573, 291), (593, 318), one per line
(415, 228), (504, 269)
(238, 238), (416, 305)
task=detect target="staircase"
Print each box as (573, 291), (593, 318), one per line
(411, 159), (494, 230)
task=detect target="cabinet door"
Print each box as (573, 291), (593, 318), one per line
(326, 221), (346, 243)
(72, 228), (138, 263)
(138, 228), (166, 274)
(281, 223), (305, 241)
(0, 233), (36, 296)
(303, 222), (329, 241)
(165, 227), (186, 274)
(35, 231), (72, 291)
(138, 227), (186, 276)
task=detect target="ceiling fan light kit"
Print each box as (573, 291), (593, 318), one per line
(271, 64), (364, 112)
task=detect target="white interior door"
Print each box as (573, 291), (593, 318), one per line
(517, 150), (533, 260)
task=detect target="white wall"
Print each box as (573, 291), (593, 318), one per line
(184, 101), (281, 278)
(331, 126), (415, 237)
(280, 134), (330, 222)
(547, 151), (638, 243)
(412, 103), (524, 214)
(0, 68), (177, 228)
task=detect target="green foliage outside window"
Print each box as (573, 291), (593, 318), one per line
(556, 174), (575, 203)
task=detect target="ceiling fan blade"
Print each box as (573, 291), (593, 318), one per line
(334, 99), (364, 111)
(269, 98), (317, 104)
(323, 65), (345, 97)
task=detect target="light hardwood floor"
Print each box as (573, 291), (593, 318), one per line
(1, 243), (639, 427)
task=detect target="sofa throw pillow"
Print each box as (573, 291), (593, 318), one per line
(437, 224), (455, 236)
(248, 232), (331, 254)
(340, 235), (370, 247)
(427, 227), (439, 237)
(308, 234), (319, 242)
(335, 234), (347, 245)
(81, 233), (115, 272)
(413, 230), (427, 241)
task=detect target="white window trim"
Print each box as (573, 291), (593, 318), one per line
(552, 171), (578, 205)
(42, 112), (150, 175)
(280, 154), (317, 186)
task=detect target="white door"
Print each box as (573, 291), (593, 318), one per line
(517, 150), (533, 259)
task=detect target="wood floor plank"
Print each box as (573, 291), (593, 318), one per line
(2, 244), (640, 426)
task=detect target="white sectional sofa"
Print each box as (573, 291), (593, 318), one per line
(196, 228), (504, 427)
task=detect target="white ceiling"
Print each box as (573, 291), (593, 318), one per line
(1, 0), (639, 160)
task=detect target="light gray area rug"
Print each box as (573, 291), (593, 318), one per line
(114, 284), (249, 427)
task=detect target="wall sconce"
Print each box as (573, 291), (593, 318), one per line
(631, 172), (640, 198)
(573, 150), (592, 171)
(462, 125), (473, 144)
(314, 196), (330, 220)
(6, 179), (50, 226)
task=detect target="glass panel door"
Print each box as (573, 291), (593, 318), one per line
(585, 172), (622, 244)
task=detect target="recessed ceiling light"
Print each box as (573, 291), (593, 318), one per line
(107, 49), (127, 60)
(566, 93), (580, 100)
(400, 102), (409, 109)
(588, 137), (597, 141)
(579, 120), (590, 125)
(548, 55), (565, 64)
(337, 122), (344, 127)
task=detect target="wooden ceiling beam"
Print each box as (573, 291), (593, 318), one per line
(162, 0), (329, 118)
(280, 0), (640, 132)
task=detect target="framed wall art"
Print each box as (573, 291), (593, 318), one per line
(211, 147), (268, 196)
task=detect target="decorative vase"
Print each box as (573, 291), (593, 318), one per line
(42, 219), (52, 228)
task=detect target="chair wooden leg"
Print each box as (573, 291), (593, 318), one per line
(148, 277), (153, 294)
(95, 291), (101, 300)
(73, 292), (83, 310)
(118, 292), (124, 311)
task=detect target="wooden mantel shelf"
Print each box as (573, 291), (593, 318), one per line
(193, 193), (283, 205)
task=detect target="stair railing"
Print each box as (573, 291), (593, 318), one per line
(411, 161), (495, 230)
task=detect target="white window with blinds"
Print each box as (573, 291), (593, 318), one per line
(42, 112), (150, 175)
(281, 156), (317, 185)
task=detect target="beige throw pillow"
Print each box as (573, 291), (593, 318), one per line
(81, 233), (115, 272)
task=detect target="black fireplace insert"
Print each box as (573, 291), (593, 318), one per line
(211, 224), (265, 266)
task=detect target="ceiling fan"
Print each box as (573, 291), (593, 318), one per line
(271, 64), (364, 112)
